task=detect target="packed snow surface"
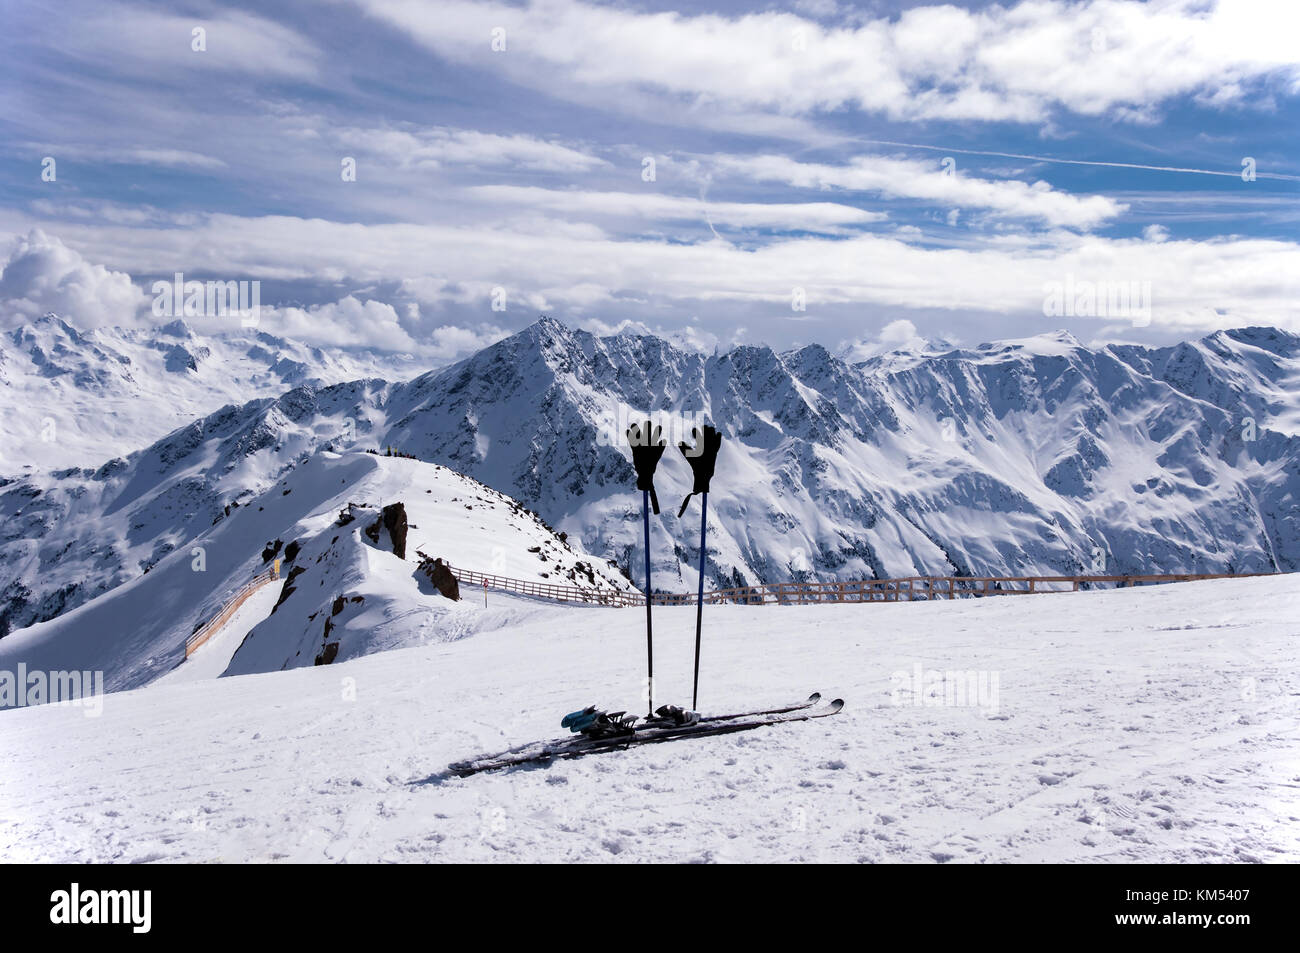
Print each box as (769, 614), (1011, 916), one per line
(1, 573), (1295, 863)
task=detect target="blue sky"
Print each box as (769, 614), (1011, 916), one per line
(1, 0), (1298, 359)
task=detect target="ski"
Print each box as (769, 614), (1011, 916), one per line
(449, 697), (843, 777)
(698, 691), (821, 724)
(604, 698), (844, 754)
(639, 691), (821, 730)
(450, 691), (822, 777)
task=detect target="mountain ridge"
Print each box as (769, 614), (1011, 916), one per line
(0, 312), (432, 473)
(2, 316), (1298, 639)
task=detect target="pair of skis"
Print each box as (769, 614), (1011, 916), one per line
(448, 692), (844, 777)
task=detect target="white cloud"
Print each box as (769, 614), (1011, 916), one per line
(71, 6), (321, 80)
(126, 149), (228, 170)
(358, 0), (1300, 124)
(0, 242), (509, 359)
(711, 154), (1125, 229)
(469, 185), (886, 231)
(337, 125), (605, 173)
(838, 319), (933, 361)
(21, 145), (230, 171)
(261, 296), (419, 352)
(29, 200), (201, 228)
(29, 213), (1300, 334)
(257, 295), (508, 360)
(0, 230), (144, 329)
(576, 317), (723, 353)
(425, 323), (512, 360)
(880, 318), (921, 345)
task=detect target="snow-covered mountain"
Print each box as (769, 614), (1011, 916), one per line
(3, 317), (1299, 642)
(0, 450), (631, 692)
(0, 314), (428, 472)
(384, 319), (1300, 591)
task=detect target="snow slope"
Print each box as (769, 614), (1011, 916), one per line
(153, 585), (282, 686)
(0, 377), (394, 636)
(1, 573), (1295, 863)
(0, 451), (631, 693)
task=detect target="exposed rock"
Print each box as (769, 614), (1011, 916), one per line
(271, 565), (306, 613)
(382, 502), (408, 559)
(364, 502), (408, 559)
(419, 556), (461, 601)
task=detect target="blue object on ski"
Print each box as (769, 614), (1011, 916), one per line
(562, 707), (599, 731)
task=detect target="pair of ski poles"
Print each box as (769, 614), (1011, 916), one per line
(627, 421), (721, 715)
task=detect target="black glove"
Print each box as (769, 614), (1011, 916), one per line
(677, 425), (722, 517)
(626, 420), (666, 514)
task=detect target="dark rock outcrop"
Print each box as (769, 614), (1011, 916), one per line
(419, 556), (461, 601)
(382, 503), (408, 559)
(364, 502), (408, 559)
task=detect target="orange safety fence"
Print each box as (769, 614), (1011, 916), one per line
(184, 564), (281, 657)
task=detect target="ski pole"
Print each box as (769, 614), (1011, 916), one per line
(692, 491), (707, 710)
(677, 424), (722, 711)
(627, 419), (665, 716)
(643, 488), (654, 715)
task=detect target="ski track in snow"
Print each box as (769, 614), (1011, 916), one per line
(0, 575), (1297, 863)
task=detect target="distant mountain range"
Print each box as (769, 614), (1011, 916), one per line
(3, 315), (1298, 640)
(0, 313), (426, 471)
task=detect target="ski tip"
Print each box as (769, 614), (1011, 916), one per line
(827, 698), (845, 713)
(807, 692), (821, 704)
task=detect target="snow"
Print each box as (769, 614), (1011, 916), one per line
(0, 452), (632, 692)
(3, 317), (1298, 863)
(2, 573), (1295, 863)
(154, 585), (282, 686)
(9, 318), (1300, 647)
(0, 314), (424, 472)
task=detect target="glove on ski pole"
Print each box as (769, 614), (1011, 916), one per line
(626, 420), (667, 514)
(677, 425), (722, 517)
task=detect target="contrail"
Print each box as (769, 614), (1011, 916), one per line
(698, 182), (723, 241)
(849, 138), (1300, 182)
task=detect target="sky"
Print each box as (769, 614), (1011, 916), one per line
(1, 0), (1298, 360)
